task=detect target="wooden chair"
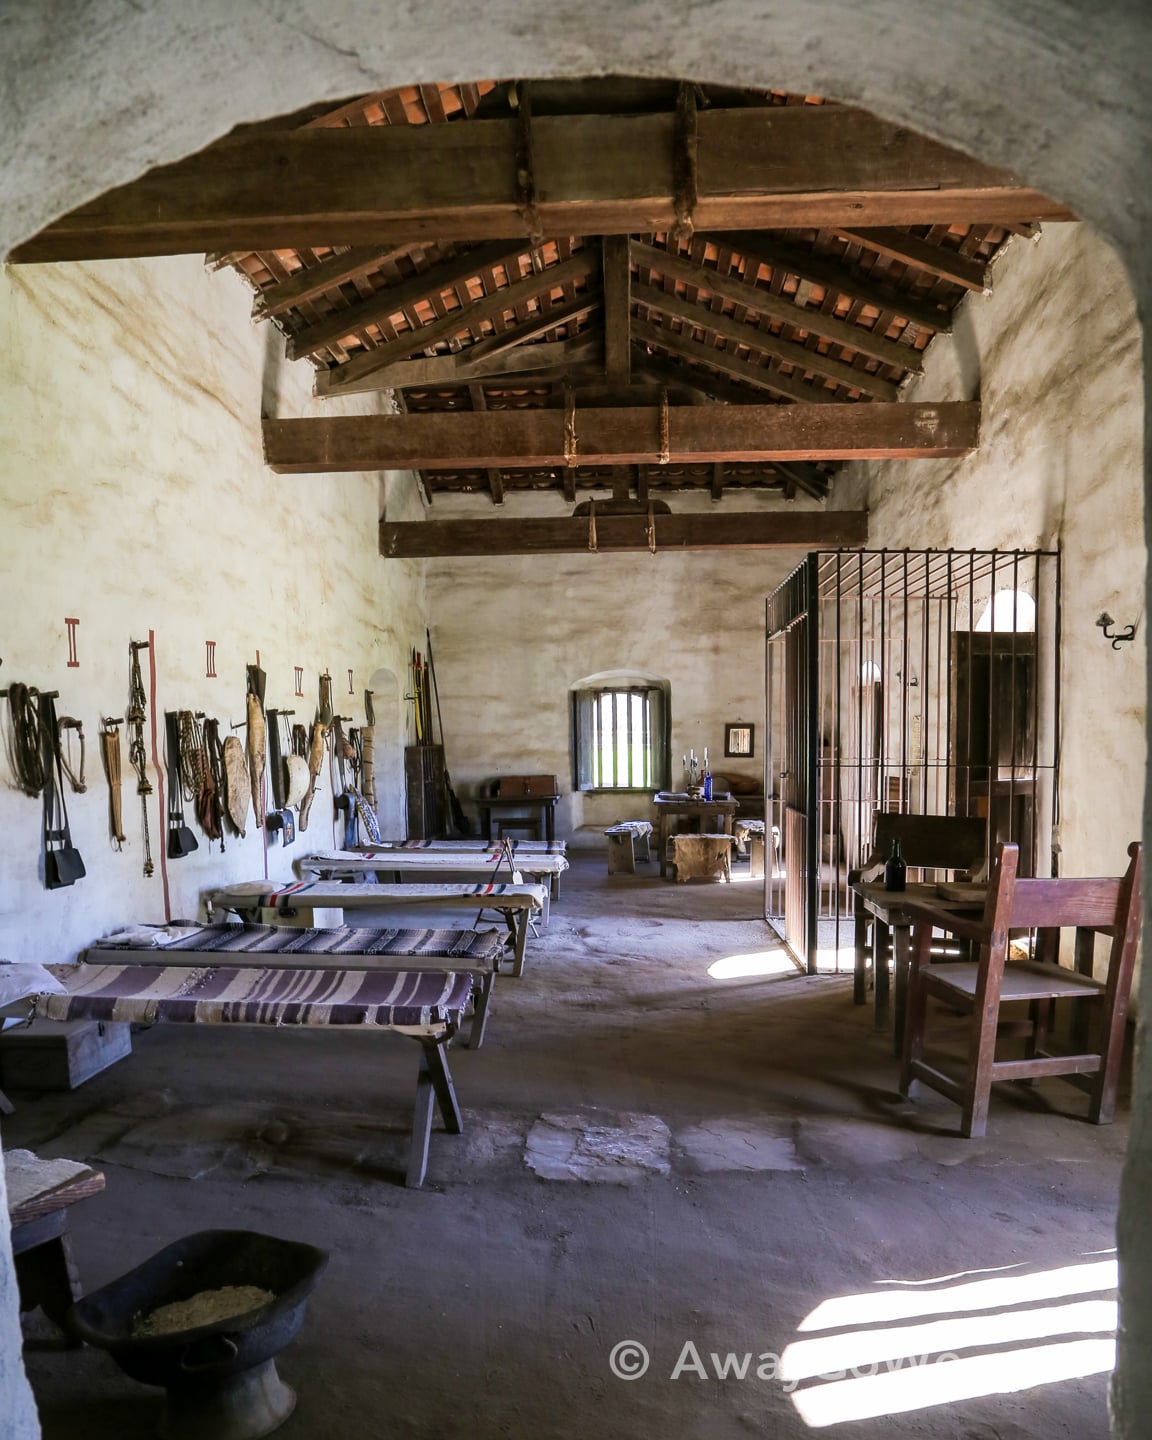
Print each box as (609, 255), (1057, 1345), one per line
(851, 813), (988, 1009)
(899, 841), (1143, 1137)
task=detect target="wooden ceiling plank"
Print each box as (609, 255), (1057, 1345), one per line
(11, 108), (1073, 263)
(631, 239), (917, 378)
(263, 401), (980, 472)
(602, 234), (632, 386)
(285, 240), (526, 359)
(379, 508), (869, 558)
(468, 383), (505, 505)
(325, 249), (598, 390)
(835, 227), (991, 292)
(711, 231), (951, 336)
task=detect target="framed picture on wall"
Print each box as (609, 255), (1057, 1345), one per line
(724, 723), (754, 758)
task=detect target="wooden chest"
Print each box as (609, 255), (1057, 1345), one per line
(0, 1019), (132, 1091)
(497, 774), (558, 797)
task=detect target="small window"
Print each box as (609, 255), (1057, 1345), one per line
(571, 679), (669, 791)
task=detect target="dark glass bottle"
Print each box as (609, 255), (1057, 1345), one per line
(884, 837), (907, 892)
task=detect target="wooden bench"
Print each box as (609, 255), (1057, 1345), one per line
(604, 821), (653, 874)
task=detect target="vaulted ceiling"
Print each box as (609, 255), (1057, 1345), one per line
(10, 77), (1073, 554)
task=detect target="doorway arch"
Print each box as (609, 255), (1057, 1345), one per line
(366, 665), (404, 838)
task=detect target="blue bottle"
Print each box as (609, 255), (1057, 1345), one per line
(703, 768), (713, 801)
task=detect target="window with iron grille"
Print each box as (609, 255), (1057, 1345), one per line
(571, 681), (669, 791)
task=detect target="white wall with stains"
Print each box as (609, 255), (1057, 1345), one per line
(839, 221), (1145, 886)
(426, 510), (811, 840)
(0, 255), (427, 968)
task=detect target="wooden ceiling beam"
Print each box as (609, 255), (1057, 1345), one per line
(602, 235), (632, 386)
(468, 384), (505, 505)
(324, 250), (598, 392)
(285, 240), (524, 359)
(312, 333), (603, 396)
(263, 401), (980, 472)
(632, 315), (835, 405)
(631, 240), (920, 376)
(10, 107), (1072, 263)
(634, 280), (901, 401)
(835, 227), (991, 292)
(252, 243), (415, 321)
(710, 232), (952, 336)
(380, 508), (868, 558)
(462, 290), (600, 365)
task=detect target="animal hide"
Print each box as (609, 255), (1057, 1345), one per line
(298, 721), (326, 832)
(246, 691), (266, 827)
(284, 754), (309, 809)
(222, 735), (251, 837)
(361, 726), (376, 807)
(669, 833), (733, 884)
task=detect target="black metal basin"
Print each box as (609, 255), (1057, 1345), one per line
(68, 1229), (328, 1440)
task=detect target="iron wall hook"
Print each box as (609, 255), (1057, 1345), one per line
(1096, 612), (1137, 649)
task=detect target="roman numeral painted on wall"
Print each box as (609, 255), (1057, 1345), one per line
(294, 666), (304, 697)
(65, 617), (80, 667)
(348, 668), (355, 694)
(205, 640), (217, 678)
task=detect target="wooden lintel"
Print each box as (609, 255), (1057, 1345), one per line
(379, 508), (869, 558)
(836, 227), (991, 292)
(11, 107), (1073, 263)
(263, 401), (980, 473)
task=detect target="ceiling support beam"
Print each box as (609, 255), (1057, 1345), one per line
(312, 333), (603, 397)
(380, 509), (869, 558)
(11, 107), (1073, 263)
(263, 401), (980, 473)
(325, 249), (598, 392)
(252, 243), (414, 321)
(630, 240), (920, 376)
(835, 227), (991, 292)
(468, 384), (504, 505)
(602, 235), (632, 387)
(285, 240), (524, 360)
(462, 291), (600, 365)
(631, 316), (836, 404)
(633, 280), (901, 401)
(710, 232), (952, 336)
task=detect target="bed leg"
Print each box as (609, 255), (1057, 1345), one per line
(406, 1050), (437, 1188)
(511, 912), (529, 978)
(425, 1038), (463, 1135)
(468, 972), (495, 1049)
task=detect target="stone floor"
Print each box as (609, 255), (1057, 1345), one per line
(5, 854), (1126, 1438)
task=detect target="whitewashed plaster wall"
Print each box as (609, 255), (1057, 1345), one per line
(0, 255), (426, 969)
(840, 222), (1145, 885)
(425, 490), (821, 841)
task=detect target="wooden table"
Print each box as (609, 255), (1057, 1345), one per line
(851, 880), (985, 1053)
(478, 794), (559, 844)
(653, 794), (738, 878)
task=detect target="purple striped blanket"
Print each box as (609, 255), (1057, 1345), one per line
(92, 923), (503, 961)
(381, 840), (567, 854)
(32, 963), (472, 1031)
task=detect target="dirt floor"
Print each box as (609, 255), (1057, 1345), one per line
(5, 854), (1125, 1439)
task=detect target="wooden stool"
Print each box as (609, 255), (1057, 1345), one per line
(668, 833), (734, 883)
(604, 821), (654, 874)
(7, 1150), (105, 1336)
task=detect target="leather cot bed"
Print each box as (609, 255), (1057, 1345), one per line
(0, 932), (493, 1187)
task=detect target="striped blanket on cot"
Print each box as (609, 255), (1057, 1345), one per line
(28, 963), (473, 1031)
(91, 923), (503, 961)
(376, 840), (567, 855)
